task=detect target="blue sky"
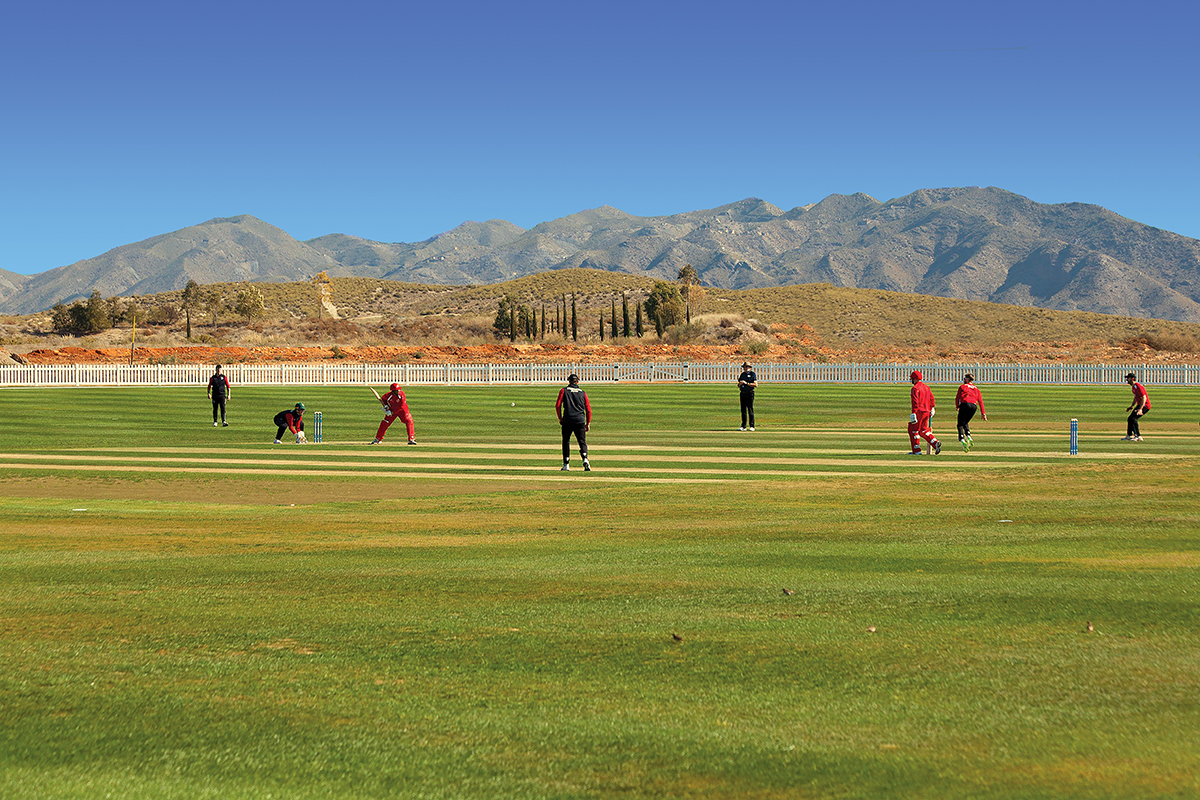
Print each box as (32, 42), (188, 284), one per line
(2, 0), (1197, 276)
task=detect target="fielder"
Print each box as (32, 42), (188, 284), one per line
(371, 383), (416, 445)
(908, 370), (942, 455)
(273, 403), (307, 444)
(556, 373), (591, 471)
(954, 373), (987, 451)
(1123, 372), (1150, 441)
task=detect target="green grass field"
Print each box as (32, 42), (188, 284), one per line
(2, 383), (1198, 799)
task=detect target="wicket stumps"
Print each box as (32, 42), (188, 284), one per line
(1070, 418), (1078, 455)
(313, 410), (322, 443)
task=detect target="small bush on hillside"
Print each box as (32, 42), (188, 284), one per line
(1134, 333), (1200, 353)
(660, 321), (707, 344)
(749, 320), (769, 334)
(303, 320), (361, 342)
(145, 304), (180, 325)
(740, 339), (771, 356)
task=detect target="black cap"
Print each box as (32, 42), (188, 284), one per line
(567, 374), (579, 384)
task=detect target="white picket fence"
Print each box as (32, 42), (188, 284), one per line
(1, 362), (1198, 387)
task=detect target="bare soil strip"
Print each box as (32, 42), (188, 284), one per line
(54, 446), (1193, 462)
(0, 461), (877, 483)
(0, 451), (1077, 475)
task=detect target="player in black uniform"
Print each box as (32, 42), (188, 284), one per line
(555, 374), (592, 471)
(206, 364), (231, 426)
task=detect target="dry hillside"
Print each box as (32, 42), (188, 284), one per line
(3, 271), (1200, 365)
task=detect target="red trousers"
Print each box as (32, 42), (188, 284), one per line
(908, 413), (938, 452)
(376, 413), (415, 442)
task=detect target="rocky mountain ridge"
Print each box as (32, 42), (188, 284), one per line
(3, 187), (1199, 322)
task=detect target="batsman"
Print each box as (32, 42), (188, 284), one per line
(371, 383), (416, 445)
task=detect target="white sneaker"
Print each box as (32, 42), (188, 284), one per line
(583, 459), (591, 472)
(1133, 436), (1143, 441)
(274, 439), (282, 444)
(749, 426), (755, 431)
(561, 463), (570, 471)
(739, 427), (746, 431)
(213, 422), (219, 427)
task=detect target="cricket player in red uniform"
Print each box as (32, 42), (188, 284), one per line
(908, 370), (942, 455)
(372, 383), (416, 445)
(1123, 372), (1150, 441)
(954, 374), (987, 452)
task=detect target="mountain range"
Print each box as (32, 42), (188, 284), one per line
(3, 186), (1199, 322)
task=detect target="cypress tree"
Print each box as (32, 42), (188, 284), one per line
(622, 293), (630, 337)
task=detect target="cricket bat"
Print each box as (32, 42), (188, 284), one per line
(369, 386), (382, 400)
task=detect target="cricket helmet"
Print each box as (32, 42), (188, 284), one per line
(910, 370), (922, 381)
(295, 402), (306, 410)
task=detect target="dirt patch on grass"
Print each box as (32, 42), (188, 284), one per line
(0, 475), (538, 504)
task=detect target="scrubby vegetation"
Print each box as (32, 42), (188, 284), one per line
(8, 268), (1200, 364)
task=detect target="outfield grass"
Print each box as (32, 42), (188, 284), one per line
(1, 383), (1198, 799)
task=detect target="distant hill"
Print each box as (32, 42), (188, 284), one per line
(0, 266), (31, 308)
(306, 219), (526, 283)
(4, 216), (336, 315)
(4, 188), (1200, 322)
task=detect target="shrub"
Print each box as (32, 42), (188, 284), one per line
(660, 321), (706, 344)
(644, 282), (685, 335)
(1134, 333), (1200, 353)
(740, 339), (770, 355)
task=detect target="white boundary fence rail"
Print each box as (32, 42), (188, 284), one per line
(2, 362), (1199, 387)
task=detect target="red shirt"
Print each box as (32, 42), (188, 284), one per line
(1130, 382), (1150, 410)
(955, 383), (985, 415)
(911, 381), (935, 415)
(382, 389), (411, 418)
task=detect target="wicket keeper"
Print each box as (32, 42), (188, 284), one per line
(273, 403), (306, 444)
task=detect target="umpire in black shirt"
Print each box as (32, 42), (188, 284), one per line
(738, 362), (757, 431)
